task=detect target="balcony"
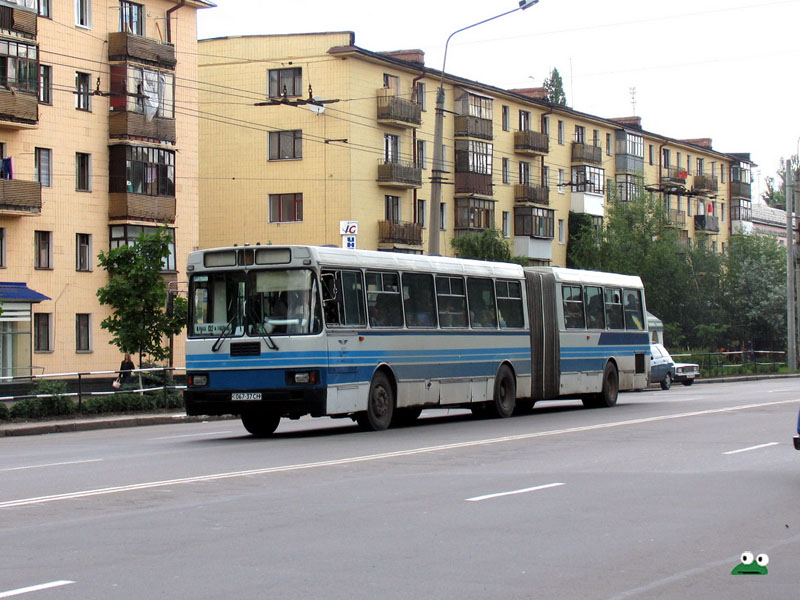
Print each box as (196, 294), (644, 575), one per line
(514, 183), (549, 205)
(0, 179), (41, 216)
(454, 115), (493, 140)
(693, 174), (718, 193)
(0, 4), (37, 37)
(377, 161), (422, 188)
(730, 180), (751, 199)
(108, 31), (176, 68)
(665, 209), (686, 227)
(109, 111), (176, 143)
(661, 167), (687, 184)
(571, 143), (602, 165)
(514, 130), (549, 155)
(694, 214), (719, 233)
(376, 89), (421, 128)
(108, 192), (176, 223)
(454, 172), (492, 197)
(378, 220), (422, 246)
(0, 88), (38, 128)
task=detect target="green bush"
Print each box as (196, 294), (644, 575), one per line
(10, 398), (43, 419)
(81, 392), (158, 415)
(33, 379), (75, 417)
(0, 401), (9, 420)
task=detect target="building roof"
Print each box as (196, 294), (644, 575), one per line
(751, 202), (789, 227)
(0, 282), (50, 303)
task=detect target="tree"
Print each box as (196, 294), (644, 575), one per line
(543, 68), (567, 106)
(450, 227), (527, 265)
(96, 227), (187, 365)
(762, 154), (798, 209)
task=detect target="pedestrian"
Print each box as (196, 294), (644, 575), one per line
(119, 353), (135, 385)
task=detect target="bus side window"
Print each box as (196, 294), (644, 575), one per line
(496, 280), (524, 328)
(403, 272), (437, 328)
(605, 288), (624, 330)
(623, 289), (644, 330)
(467, 277), (498, 329)
(562, 285), (585, 329)
(584, 286), (605, 330)
(323, 270), (365, 327)
(436, 276), (467, 328)
(367, 271), (403, 327)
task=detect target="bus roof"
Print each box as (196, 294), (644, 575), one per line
(528, 266), (644, 289)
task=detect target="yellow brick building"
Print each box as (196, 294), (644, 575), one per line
(197, 31), (753, 263)
(0, 0), (211, 377)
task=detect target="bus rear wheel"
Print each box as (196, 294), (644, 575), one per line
(491, 365), (516, 418)
(241, 411), (280, 437)
(357, 371), (394, 431)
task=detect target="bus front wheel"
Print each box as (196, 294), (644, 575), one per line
(241, 411), (280, 437)
(357, 371), (394, 431)
(492, 365), (516, 418)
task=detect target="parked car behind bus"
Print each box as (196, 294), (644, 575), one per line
(649, 344), (699, 390)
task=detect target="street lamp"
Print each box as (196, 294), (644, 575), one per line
(427, 0), (541, 255)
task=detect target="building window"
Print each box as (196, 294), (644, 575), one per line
(38, 64), (52, 104)
(416, 199), (426, 227)
(502, 158), (509, 184)
(459, 92), (493, 120)
(75, 71), (91, 110)
(35, 148), (51, 187)
(574, 125), (585, 144)
(34, 313), (51, 352)
(269, 67), (302, 98)
(606, 133), (612, 156)
(519, 110), (530, 131)
(514, 206), (555, 238)
(76, 314), (91, 352)
(0, 40), (38, 92)
(662, 148), (671, 168)
(558, 168), (566, 193)
(542, 166), (550, 188)
(648, 144), (654, 165)
(615, 174), (642, 202)
(696, 158), (704, 175)
(38, 0), (52, 17)
(415, 81), (426, 110)
(35, 230), (52, 269)
(502, 105), (509, 131)
(557, 120), (565, 145)
(616, 133), (644, 157)
(119, 1), (143, 35)
(110, 146), (175, 197)
(268, 193), (303, 223)
(541, 115), (550, 136)
(382, 73), (399, 92)
(385, 195), (401, 222)
(571, 166), (605, 194)
(0, 227), (5, 267)
(110, 65), (174, 119)
(558, 218), (565, 244)
(384, 133), (399, 163)
(593, 129), (600, 147)
(76, 153), (91, 191)
(519, 161), (530, 185)
(455, 140), (492, 175)
(268, 130), (302, 160)
(110, 225), (176, 271)
(455, 198), (494, 230)
(502, 211), (510, 237)
(720, 163), (726, 183)
(417, 140), (426, 169)
(76, 233), (92, 272)
(439, 202), (446, 230)
(75, 0), (91, 28)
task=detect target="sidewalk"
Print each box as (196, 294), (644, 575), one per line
(1, 373), (797, 437)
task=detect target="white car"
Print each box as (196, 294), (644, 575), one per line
(650, 344), (700, 390)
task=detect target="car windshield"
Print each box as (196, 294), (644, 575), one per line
(189, 269), (322, 338)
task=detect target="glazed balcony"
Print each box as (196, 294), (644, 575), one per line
(693, 174), (718, 193)
(108, 31), (176, 69)
(665, 209), (686, 227)
(108, 192), (176, 223)
(0, 4), (37, 37)
(378, 220), (422, 246)
(571, 143), (602, 165)
(376, 89), (421, 128)
(694, 214), (720, 233)
(514, 130), (549, 155)
(0, 88), (38, 127)
(453, 115), (493, 140)
(514, 183), (549, 205)
(454, 172), (492, 197)
(377, 160), (422, 188)
(730, 180), (751, 199)
(109, 111), (176, 143)
(0, 179), (41, 216)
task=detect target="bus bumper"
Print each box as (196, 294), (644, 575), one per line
(185, 388), (327, 419)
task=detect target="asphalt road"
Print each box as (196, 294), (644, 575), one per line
(2, 379), (799, 599)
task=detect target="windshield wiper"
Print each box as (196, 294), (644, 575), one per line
(247, 302), (279, 351)
(211, 317), (235, 353)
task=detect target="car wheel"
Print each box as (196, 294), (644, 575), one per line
(682, 379), (694, 387)
(241, 411), (280, 437)
(660, 373), (672, 391)
(491, 365), (516, 418)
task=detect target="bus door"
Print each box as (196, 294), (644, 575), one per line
(322, 269), (368, 415)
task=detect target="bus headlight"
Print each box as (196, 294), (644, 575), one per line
(189, 374), (208, 387)
(286, 370), (319, 385)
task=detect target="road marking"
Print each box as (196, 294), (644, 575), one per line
(723, 442), (779, 455)
(1, 398), (797, 509)
(148, 431), (233, 440)
(0, 581), (75, 598)
(0, 459), (102, 473)
(466, 482), (565, 502)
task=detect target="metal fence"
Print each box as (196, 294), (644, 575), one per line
(671, 350), (786, 376)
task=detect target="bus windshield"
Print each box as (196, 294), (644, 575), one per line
(189, 269), (322, 338)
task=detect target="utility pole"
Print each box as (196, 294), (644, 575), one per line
(785, 159), (796, 370)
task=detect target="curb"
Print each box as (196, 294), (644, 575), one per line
(0, 414), (235, 437)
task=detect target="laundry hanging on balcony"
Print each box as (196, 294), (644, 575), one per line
(0, 156), (13, 180)
(141, 71), (166, 122)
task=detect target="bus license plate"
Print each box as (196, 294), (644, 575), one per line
(232, 392), (261, 401)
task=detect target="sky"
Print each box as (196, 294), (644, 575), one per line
(196, 0), (800, 200)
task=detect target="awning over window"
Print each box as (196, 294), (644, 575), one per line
(0, 282), (50, 303)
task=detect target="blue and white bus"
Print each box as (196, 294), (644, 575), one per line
(184, 245), (649, 435)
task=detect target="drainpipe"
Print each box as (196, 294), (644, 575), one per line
(411, 71), (425, 226)
(166, 0), (187, 45)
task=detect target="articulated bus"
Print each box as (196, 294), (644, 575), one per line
(184, 245), (650, 436)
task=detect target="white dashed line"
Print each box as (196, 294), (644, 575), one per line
(0, 459), (102, 473)
(466, 482), (565, 502)
(0, 581), (75, 598)
(723, 442), (779, 455)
